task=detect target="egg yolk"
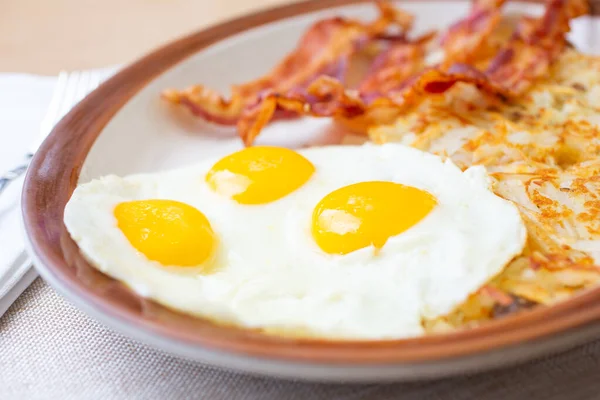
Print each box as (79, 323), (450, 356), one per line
(114, 200), (216, 268)
(312, 181), (437, 255)
(206, 146), (315, 204)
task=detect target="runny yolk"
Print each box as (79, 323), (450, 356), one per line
(205, 146), (315, 204)
(312, 181), (437, 255)
(114, 199), (216, 268)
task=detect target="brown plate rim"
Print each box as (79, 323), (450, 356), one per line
(22, 0), (600, 365)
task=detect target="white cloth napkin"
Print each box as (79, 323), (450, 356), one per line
(0, 69), (116, 315)
(0, 74), (57, 315)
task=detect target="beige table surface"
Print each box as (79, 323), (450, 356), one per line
(3, 1), (600, 399)
(1, 0), (288, 74)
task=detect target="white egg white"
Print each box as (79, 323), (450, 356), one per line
(64, 143), (526, 339)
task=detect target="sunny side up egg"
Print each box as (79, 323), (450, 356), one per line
(64, 143), (526, 339)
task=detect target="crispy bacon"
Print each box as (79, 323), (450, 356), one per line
(238, 77), (368, 145)
(162, 1), (414, 125)
(426, 0), (589, 96)
(239, 66), (509, 145)
(480, 0), (589, 94)
(441, 0), (507, 64)
(238, 0), (589, 144)
(358, 31), (436, 94)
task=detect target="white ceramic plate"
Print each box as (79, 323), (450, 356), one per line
(24, 0), (600, 382)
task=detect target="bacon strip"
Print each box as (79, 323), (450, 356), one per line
(239, 65), (506, 145)
(357, 31), (436, 94)
(162, 1), (414, 125)
(481, 0), (588, 94)
(411, 0), (589, 97)
(239, 77), (371, 146)
(441, 0), (507, 64)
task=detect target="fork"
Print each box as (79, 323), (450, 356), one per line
(0, 70), (104, 196)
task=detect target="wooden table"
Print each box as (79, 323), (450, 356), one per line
(1, 0), (289, 75)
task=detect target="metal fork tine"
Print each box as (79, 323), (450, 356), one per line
(82, 72), (101, 104)
(57, 71), (82, 123)
(89, 73), (101, 90)
(39, 71), (69, 138)
(73, 71), (90, 106)
(80, 71), (97, 102)
(87, 75), (102, 98)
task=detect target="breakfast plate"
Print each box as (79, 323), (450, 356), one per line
(22, 0), (600, 382)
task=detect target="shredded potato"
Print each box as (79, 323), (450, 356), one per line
(371, 49), (600, 329)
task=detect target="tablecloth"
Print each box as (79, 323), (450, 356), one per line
(2, 278), (600, 399)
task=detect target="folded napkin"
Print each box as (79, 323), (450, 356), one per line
(0, 74), (57, 315)
(0, 69), (115, 316)
(0, 173), (38, 315)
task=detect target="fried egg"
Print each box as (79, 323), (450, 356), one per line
(64, 143), (526, 339)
